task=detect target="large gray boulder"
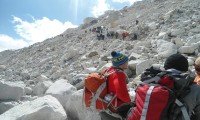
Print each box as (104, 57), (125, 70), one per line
(178, 46), (196, 54)
(156, 40), (177, 58)
(0, 95), (67, 120)
(65, 89), (101, 120)
(0, 101), (19, 114)
(0, 81), (25, 101)
(45, 79), (77, 109)
(33, 81), (53, 96)
(136, 60), (153, 75)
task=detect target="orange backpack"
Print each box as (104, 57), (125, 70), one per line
(83, 70), (118, 112)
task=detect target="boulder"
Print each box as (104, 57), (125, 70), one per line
(0, 95), (67, 120)
(136, 60), (153, 75)
(157, 40), (177, 58)
(172, 38), (184, 48)
(25, 87), (32, 95)
(0, 101), (19, 114)
(171, 28), (185, 36)
(61, 49), (79, 62)
(0, 81), (25, 101)
(65, 89), (101, 120)
(178, 46), (196, 54)
(72, 74), (88, 90)
(128, 60), (141, 71)
(45, 79), (77, 109)
(33, 81), (53, 96)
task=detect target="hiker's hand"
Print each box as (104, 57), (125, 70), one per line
(129, 102), (135, 107)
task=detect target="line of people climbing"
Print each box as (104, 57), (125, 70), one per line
(84, 20), (140, 41)
(87, 26), (134, 41)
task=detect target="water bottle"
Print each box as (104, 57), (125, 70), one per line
(104, 92), (113, 102)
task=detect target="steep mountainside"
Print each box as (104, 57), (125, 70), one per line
(0, 0), (200, 84)
(1, 0), (200, 119)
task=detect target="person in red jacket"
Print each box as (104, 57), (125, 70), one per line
(100, 51), (131, 120)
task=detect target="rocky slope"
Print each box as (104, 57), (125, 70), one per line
(0, 0), (200, 119)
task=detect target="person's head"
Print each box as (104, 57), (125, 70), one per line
(111, 51), (129, 69)
(194, 57), (200, 75)
(164, 54), (188, 72)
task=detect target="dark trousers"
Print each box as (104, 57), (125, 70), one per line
(100, 112), (122, 120)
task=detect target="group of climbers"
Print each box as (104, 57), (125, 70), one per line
(84, 50), (200, 120)
(88, 26), (131, 41)
(86, 20), (140, 41)
(122, 32), (129, 40)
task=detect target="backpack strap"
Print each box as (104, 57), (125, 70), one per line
(175, 99), (190, 120)
(103, 69), (123, 77)
(91, 81), (107, 109)
(140, 86), (155, 120)
(143, 76), (160, 84)
(90, 69), (121, 110)
(142, 71), (169, 84)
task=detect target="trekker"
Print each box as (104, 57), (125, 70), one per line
(136, 20), (139, 25)
(133, 33), (137, 40)
(163, 54), (200, 119)
(122, 32), (129, 40)
(194, 57), (200, 86)
(122, 33), (126, 40)
(110, 31), (115, 38)
(100, 51), (131, 120)
(115, 32), (119, 39)
(128, 54), (200, 120)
